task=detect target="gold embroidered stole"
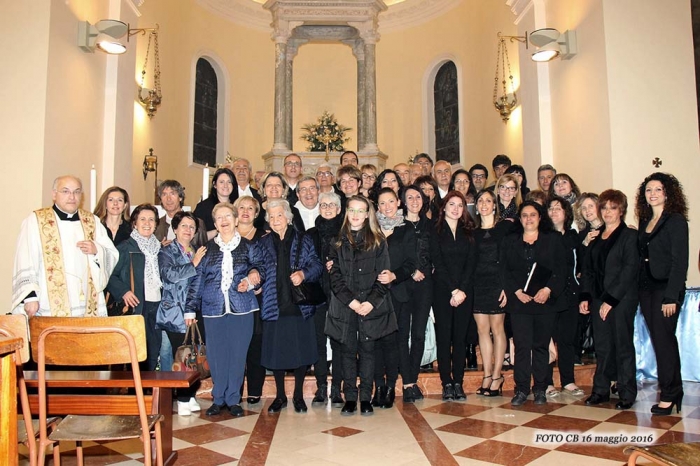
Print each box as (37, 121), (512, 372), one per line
(34, 208), (99, 316)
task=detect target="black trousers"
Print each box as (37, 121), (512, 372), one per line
(374, 306), (399, 388)
(143, 301), (162, 372)
(245, 333), (266, 397)
(433, 286), (472, 386)
(511, 312), (557, 395)
(313, 303), (343, 389)
(398, 279), (432, 385)
(547, 306), (578, 387)
(640, 289), (682, 402)
(591, 297), (638, 403)
(341, 335), (375, 402)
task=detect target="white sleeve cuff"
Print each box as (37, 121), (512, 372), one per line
(183, 312), (196, 320)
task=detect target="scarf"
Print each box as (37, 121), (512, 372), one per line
(215, 232), (241, 313)
(131, 229), (162, 292)
(377, 209), (405, 231)
(563, 192), (577, 206)
(499, 201), (517, 220)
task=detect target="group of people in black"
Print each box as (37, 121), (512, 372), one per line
(95, 149), (689, 416)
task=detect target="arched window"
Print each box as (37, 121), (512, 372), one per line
(433, 61), (460, 164)
(193, 58), (218, 167)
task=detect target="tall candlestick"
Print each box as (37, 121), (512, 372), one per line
(202, 164), (210, 201)
(90, 165), (97, 212)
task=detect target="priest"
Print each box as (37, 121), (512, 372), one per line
(11, 175), (119, 317)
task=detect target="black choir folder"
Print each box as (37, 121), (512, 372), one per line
(523, 262), (552, 297)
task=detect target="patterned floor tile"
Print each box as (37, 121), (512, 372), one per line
(454, 439), (550, 466)
(421, 402), (491, 417)
(164, 446), (237, 466)
(173, 423), (249, 445)
(605, 410), (683, 430)
(523, 414), (602, 433)
(437, 418), (516, 438)
(322, 426), (364, 437)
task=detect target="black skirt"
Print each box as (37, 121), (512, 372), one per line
(260, 315), (318, 370)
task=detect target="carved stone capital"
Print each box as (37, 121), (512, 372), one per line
(271, 19), (303, 43)
(348, 20), (380, 44)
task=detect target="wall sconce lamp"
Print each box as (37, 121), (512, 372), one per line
(78, 19), (158, 55)
(498, 28), (578, 63)
(530, 28), (577, 62)
(142, 148), (159, 204)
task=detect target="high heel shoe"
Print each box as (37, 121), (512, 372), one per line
(476, 376), (492, 396)
(651, 393), (683, 415)
(485, 377), (504, 397)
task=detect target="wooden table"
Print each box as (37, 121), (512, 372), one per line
(0, 337), (22, 466)
(24, 370), (199, 465)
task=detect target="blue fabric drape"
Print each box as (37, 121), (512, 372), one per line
(635, 287), (700, 382)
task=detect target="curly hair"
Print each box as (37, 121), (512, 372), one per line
(635, 172), (688, 223)
(436, 191), (475, 238)
(547, 196), (574, 232)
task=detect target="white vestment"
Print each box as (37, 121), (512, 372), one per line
(295, 201), (319, 230)
(11, 211), (119, 317)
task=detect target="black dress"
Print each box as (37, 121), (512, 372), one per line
(473, 221), (513, 313)
(106, 220), (132, 246)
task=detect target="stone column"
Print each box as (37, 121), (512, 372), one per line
(273, 37), (289, 151)
(362, 33), (379, 153)
(350, 40), (366, 151)
(285, 39), (305, 150)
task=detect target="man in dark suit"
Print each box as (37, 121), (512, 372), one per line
(232, 157), (263, 204)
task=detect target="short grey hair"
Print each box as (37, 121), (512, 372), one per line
(537, 164), (557, 175)
(53, 175), (82, 191)
(319, 191), (341, 207)
(265, 199), (294, 224)
(296, 176), (319, 192)
(158, 180), (186, 206)
(316, 162), (333, 173)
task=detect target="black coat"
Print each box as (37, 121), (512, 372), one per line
(580, 224), (639, 307)
(107, 238), (149, 315)
(326, 235), (396, 344)
(384, 224), (418, 303)
(307, 214), (343, 299)
(501, 231), (568, 314)
(639, 212), (688, 304)
(429, 220), (476, 293)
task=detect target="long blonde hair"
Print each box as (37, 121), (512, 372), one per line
(336, 195), (384, 251)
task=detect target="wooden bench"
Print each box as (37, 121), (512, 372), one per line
(625, 443), (700, 466)
(23, 370), (199, 465)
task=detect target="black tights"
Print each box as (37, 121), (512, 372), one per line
(273, 366), (307, 400)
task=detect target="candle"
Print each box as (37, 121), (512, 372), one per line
(90, 165), (97, 212)
(202, 164), (210, 201)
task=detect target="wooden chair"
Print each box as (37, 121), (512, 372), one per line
(625, 443), (700, 466)
(0, 314), (59, 466)
(29, 316), (164, 466)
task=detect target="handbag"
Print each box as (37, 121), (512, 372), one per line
(106, 260), (134, 316)
(290, 232), (326, 306)
(172, 323), (210, 379)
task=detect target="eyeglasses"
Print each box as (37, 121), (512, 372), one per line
(214, 213), (234, 221)
(319, 203), (338, 209)
(284, 161), (301, 167)
(416, 161), (431, 167)
(499, 185), (517, 192)
(316, 171), (332, 177)
(339, 178), (358, 185)
(471, 174), (486, 180)
(347, 208), (367, 215)
(298, 186), (318, 194)
(362, 174), (376, 180)
(57, 189), (83, 196)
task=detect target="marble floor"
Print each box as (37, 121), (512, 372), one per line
(19, 378), (700, 465)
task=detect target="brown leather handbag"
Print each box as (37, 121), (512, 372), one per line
(172, 323), (210, 379)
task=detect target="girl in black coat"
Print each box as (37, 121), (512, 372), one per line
(429, 191), (476, 401)
(374, 188), (417, 409)
(502, 201), (567, 406)
(326, 196), (396, 416)
(635, 173), (689, 415)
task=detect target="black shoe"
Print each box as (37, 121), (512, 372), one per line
(372, 385), (388, 407)
(247, 396), (261, 405)
(502, 354), (513, 371)
(585, 393), (610, 406)
(485, 377), (504, 397)
(403, 386), (415, 403)
(442, 383), (455, 401)
(360, 401), (374, 415)
(330, 385), (344, 408)
(268, 397), (288, 413)
(615, 400), (634, 410)
(511, 391), (528, 406)
(312, 384), (328, 405)
(341, 401), (357, 415)
(293, 397), (308, 413)
(533, 391), (547, 405)
(206, 403), (227, 416)
(651, 392), (683, 415)
(466, 344), (478, 370)
(420, 363), (434, 372)
(476, 376), (493, 396)
(229, 404), (244, 417)
(610, 382), (618, 395)
(413, 384), (424, 400)
(453, 383), (466, 401)
(381, 387), (395, 408)
(573, 356), (583, 366)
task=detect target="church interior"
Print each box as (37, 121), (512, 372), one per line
(3, 0), (700, 464)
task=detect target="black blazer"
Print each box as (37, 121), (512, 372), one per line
(429, 220), (476, 293)
(581, 224), (639, 307)
(639, 212), (688, 304)
(501, 231), (567, 314)
(385, 224), (418, 303)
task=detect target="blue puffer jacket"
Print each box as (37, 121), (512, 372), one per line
(259, 230), (322, 321)
(156, 241), (197, 333)
(185, 238), (265, 317)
